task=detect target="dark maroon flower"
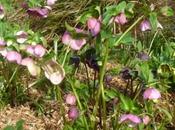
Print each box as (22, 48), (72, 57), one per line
(21, 2), (29, 9)
(70, 55), (80, 67)
(120, 68), (132, 80)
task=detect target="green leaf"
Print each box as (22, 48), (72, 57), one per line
(3, 126), (14, 130)
(149, 12), (158, 31)
(161, 6), (174, 17)
(16, 120), (24, 130)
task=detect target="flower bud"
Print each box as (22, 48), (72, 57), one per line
(114, 13), (127, 25)
(65, 93), (76, 105)
(87, 18), (101, 36)
(68, 107), (79, 120)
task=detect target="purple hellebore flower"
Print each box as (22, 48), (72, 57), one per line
(68, 107), (79, 120)
(27, 6), (50, 18)
(34, 44), (46, 58)
(6, 51), (22, 64)
(119, 114), (142, 127)
(143, 87), (161, 100)
(114, 13), (127, 25)
(26, 45), (35, 55)
(65, 93), (76, 106)
(62, 31), (86, 50)
(16, 31), (28, 44)
(0, 4), (5, 19)
(47, 0), (57, 6)
(87, 17), (101, 36)
(140, 20), (151, 32)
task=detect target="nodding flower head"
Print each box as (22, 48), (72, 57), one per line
(87, 17), (101, 36)
(27, 7), (51, 18)
(119, 114), (142, 127)
(26, 44), (46, 58)
(143, 87), (161, 100)
(0, 4), (5, 19)
(140, 20), (151, 32)
(6, 51), (22, 64)
(65, 93), (76, 106)
(68, 107), (79, 120)
(16, 31), (28, 44)
(62, 31), (86, 50)
(114, 13), (127, 25)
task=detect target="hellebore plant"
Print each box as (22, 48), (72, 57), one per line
(87, 17), (101, 36)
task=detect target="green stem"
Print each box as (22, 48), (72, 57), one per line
(92, 41), (108, 130)
(148, 30), (158, 55)
(70, 80), (89, 130)
(114, 15), (144, 46)
(6, 66), (18, 88)
(55, 86), (66, 124)
(62, 46), (70, 67)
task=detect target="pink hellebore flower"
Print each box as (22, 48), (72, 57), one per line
(68, 107), (79, 120)
(43, 60), (65, 85)
(27, 6), (51, 18)
(119, 114), (141, 127)
(6, 51), (22, 64)
(34, 45), (46, 58)
(65, 93), (76, 105)
(114, 13), (128, 25)
(26, 45), (46, 57)
(47, 0), (57, 6)
(0, 39), (6, 46)
(21, 57), (40, 76)
(0, 4), (5, 19)
(87, 18), (101, 36)
(142, 115), (150, 125)
(140, 20), (151, 32)
(143, 87), (161, 100)
(16, 31), (28, 44)
(62, 32), (86, 50)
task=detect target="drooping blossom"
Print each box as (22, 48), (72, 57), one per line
(114, 13), (128, 25)
(120, 67), (132, 80)
(142, 115), (150, 125)
(87, 18), (101, 36)
(43, 60), (65, 85)
(119, 114), (142, 127)
(34, 45), (46, 57)
(140, 20), (151, 32)
(47, 0), (57, 6)
(6, 51), (22, 64)
(27, 6), (51, 18)
(0, 4), (5, 19)
(26, 45), (46, 57)
(143, 87), (161, 100)
(0, 39), (6, 46)
(68, 107), (79, 120)
(21, 57), (40, 76)
(65, 93), (76, 105)
(16, 31), (28, 44)
(62, 31), (86, 50)
(0, 48), (8, 57)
